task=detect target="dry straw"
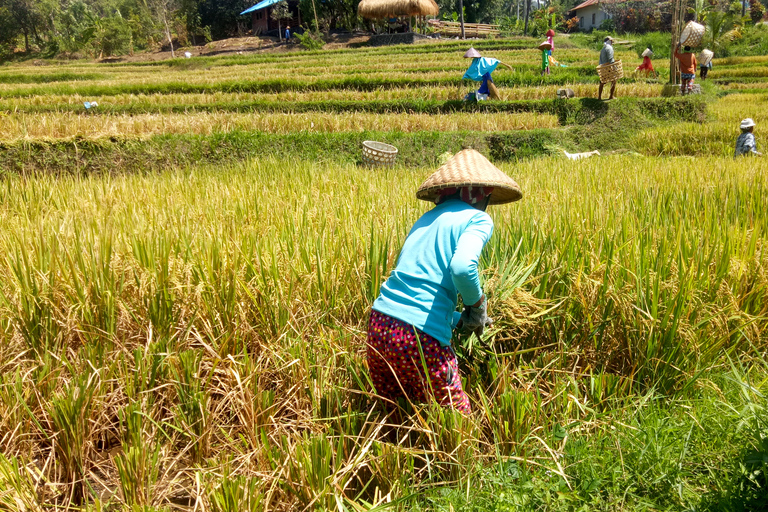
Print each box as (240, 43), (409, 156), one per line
(357, 0), (439, 18)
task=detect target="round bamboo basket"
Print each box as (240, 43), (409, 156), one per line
(596, 60), (623, 83)
(698, 49), (714, 66)
(680, 21), (705, 47)
(362, 141), (398, 167)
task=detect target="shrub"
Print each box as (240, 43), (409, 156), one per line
(295, 30), (324, 51)
(635, 31), (672, 58)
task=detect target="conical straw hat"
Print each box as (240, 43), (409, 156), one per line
(464, 47), (482, 58)
(537, 41), (552, 51)
(416, 149), (522, 205)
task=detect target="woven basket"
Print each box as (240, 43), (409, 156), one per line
(596, 60), (623, 82)
(362, 141), (398, 167)
(680, 21), (705, 47)
(698, 49), (714, 66)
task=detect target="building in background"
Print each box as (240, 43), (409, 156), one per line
(570, 0), (613, 31)
(241, 0), (301, 35)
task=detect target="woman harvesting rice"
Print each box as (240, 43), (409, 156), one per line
(462, 48), (511, 101)
(366, 149), (522, 413)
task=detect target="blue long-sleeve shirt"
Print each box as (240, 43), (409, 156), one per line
(372, 199), (494, 345)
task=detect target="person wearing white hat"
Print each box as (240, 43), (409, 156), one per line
(635, 46), (656, 78)
(366, 149), (522, 414)
(598, 36), (616, 100)
(735, 118), (762, 157)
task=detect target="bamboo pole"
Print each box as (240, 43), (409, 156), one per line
(669, 0), (685, 85)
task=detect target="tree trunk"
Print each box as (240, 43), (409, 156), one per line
(459, 0), (465, 39)
(163, 13), (175, 58)
(310, 0), (319, 31)
(524, 0), (531, 35)
(278, 17), (282, 41)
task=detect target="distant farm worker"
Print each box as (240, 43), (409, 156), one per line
(462, 48), (510, 100)
(635, 46), (655, 77)
(675, 43), (697, 95)
(546, 29), (555, 56)
(735, 118), (762, 157)
(367, 149), (522, 414)
(285, 26), (291, 41)
(699, 49), (714, 80)
(598, 36), (616, 100)
(539, 40), (551, 76)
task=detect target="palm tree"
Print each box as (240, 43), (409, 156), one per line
(704, 8), (743, 51)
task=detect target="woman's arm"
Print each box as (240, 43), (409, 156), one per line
(449, 216), (493, 306)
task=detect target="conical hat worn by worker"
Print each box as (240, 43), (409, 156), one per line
(464, 47), (482, 58)
(538, 41), (552, 51)
(416, 149), (522, 205)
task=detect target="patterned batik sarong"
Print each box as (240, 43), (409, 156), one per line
(366, 310), (470, 414)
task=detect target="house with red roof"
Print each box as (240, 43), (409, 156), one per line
(570, 0), (613, 31)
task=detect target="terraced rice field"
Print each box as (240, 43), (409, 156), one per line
(0, 35), (767, 512)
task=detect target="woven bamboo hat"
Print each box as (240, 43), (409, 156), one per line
(538, 41), (552, 51)
(464, 47), (482, 58)
(416, 149), (522, 205)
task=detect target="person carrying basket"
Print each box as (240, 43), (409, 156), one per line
(675, 43), (697, 95)
(366, 149), (522, 414)
(598, 36), (617, 100)
(635, 46), (656, 78)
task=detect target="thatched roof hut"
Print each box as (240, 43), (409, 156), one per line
(358, 0), (439, 19)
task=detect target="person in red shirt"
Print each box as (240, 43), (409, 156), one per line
(675, 43), (698, 95)
(635, 47), (656, 78)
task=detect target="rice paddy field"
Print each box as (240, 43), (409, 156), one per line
(0, 35), (767, 512)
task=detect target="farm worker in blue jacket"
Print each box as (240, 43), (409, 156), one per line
(735, 118), (762, 157)
(367, 149), (523, 414)
(462, 47), (510, 100)
(284, 26), (291, 41)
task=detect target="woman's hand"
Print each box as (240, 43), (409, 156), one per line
(457, 295), (493, 337)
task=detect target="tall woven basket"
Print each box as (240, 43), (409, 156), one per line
(596, 60), (623, 82)
(680, 21), (705, 47)
(362, 141), (398, 167)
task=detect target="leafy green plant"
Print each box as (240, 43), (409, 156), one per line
(208, 468), (263, 512)
(171, 350), (211, 463)
(0, 453), (42, 512)
(294, 30), (324, 51)
(46, 370), (98, 505)
(114, 402), (162, 507)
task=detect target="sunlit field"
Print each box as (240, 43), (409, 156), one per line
(0, 35), (767, 511)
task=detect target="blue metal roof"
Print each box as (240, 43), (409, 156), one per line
(240, 0), (282, 15)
